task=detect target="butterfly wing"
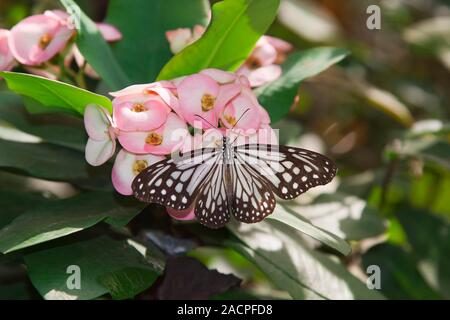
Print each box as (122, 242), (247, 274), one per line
(132, 148), (220, 211)
(235, 144), (337, 200)
(230, 159), (276, 224)
(194, 156), (232, 228)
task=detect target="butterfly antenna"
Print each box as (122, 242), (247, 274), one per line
(194, 114), (218, 129)
(232, 108), (251, 130)
(229, 108), (251, 145)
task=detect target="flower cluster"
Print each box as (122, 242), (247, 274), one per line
(166, 25), (292, 87)
(0, 10), (121, 78)
(84, 69), (277, 221)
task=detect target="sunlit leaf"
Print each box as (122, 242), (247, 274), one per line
(157, 0), (280, 80)
(0, 72), (112, 115)
(284, 193), (387, 240)
(267, 203), (351, 255)
(227, 221), (385, 299)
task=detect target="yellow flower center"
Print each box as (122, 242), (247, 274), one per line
(132, 160), (148, 175)
(39, 34), (52, 49)
(201, 94), (215, 112)
(145, 132), (163, 145)
(131, 103), (146, 112)
(224, 114), (237, 126)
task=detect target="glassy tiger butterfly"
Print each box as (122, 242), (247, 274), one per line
(132, 131), (337, 229)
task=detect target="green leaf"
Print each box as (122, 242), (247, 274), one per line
(0, 72), (112, 115)
(397, 208), (450, 298)
(24, 236), (162, 300)
(0, 190), (51, 229)
(60, 0), (130, 90)
(105, 0), (209, 83)
(0, 191), (143, 254)
(0, 92), (86, 151)
(0, 138), (92, 181)
(157, 0), (280, 80)
(267, 203), (351, 255)
(227, 220), (384, 299)
(284, 193), (387, 241)
(362, 243), (441, 299)
(255, 47), (349, 123)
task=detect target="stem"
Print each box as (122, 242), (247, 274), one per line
(380, 157), (399, 210)
(75, 62), (88, 89)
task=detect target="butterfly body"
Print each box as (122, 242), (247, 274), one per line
(132, 135), (337, 229)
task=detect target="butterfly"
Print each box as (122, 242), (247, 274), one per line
(132, 133), (337, 229)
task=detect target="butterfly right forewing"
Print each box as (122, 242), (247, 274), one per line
(235, 144), (337, 200)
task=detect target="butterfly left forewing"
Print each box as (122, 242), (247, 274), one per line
(132, 147), (220, 211)
(235, 144), (337, 200)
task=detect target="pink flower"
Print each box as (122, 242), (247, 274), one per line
(84, 104), (117, 166)
(112, 148), (164, 195)
(166, 206), (196, 221)
(177, 73), (221, 129)
(8, 11), (74, 66)
(215, 75), (270, 130)
(117, 112), (188, 155)
(237, 35), (292, 87)
(0, 29), (15, 72)
(165, 25), (205, 54)
(112, 93), (171, 132)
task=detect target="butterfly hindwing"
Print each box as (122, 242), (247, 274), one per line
(235, 144), (337, 200)
(194, 157), (231, 228)
(231, 160), (276, 223)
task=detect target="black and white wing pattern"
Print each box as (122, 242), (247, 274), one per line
(234, 144), (337, 200)
(132, 148), (220, 211)
(132, 142), (337, 229)
(230, 158), (276, 224)
(194, 157), (231, 228)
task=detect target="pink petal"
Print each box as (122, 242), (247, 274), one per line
(215, 83), (241, 115)
(166, 206), (196, 221)
(177, 74), (220, 129)
(0, 29), (15, 71)
(200, 68), (237, 84)
(251, 38), (278, 66)
(165, 28), (192, 54)
(96, 23), (122, 42)
(44, 10), (70, 21)
(110, 82), (178, 113)
(246, 64), (282, 87)
(263, 35), (293, 53)
(84, 104), (113, 141)
(85, 137), (116, 166)
(9, 14), (73, 65)
(24, 66), (58, 80)
(118, 113), (188, 155)
(192, 25), (206, 40)
(220, 90), (262, 130)
(112, 149), (164, 195)
(113, 93), (170, 132)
